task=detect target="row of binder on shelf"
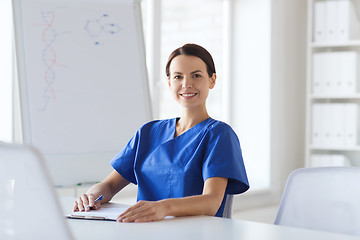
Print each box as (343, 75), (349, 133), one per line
(312, 51), (358, 95)
(314, 0), (359, 43)
(310, 154), (351, 167)
(312, 103), (359, 147)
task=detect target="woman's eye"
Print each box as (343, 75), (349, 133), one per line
(174, 75), (182, 79)
(193, 74), (201, 78)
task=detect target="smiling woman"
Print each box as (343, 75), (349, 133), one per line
(74, 43), (249, 223)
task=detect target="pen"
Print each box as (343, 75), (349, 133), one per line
(86, 195), (103, 209)
(94, 195), (103, 204)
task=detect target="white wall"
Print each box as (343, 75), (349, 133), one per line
(231, 0), (307, 210)
(270, 0), (307, 197)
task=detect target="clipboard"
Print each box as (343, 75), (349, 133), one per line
(66, 204), (127, 221)
(67, 214), (116, 221)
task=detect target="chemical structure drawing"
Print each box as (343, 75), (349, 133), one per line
(39, 7), (68, 111)
(84, 14), (121, 45)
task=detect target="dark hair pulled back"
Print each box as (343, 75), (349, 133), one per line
(165, 43), (216, 78)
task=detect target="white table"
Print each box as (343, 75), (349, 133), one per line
(61, 198), (359, 240)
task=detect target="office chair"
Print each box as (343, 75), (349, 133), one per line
(274, 167), (360, 236)
(222, 194), (233, 218)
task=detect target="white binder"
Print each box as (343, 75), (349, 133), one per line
(312, 104), (324, 146)
(310, 154), (351, 167)
(339, 51), (358, 95)
(322, 104), (335, 146)
(325, 0), (338, 42)
(330, 104), (345, 146)
(344, 104), (358, 146)
(312, 53), (326, 95)
(313, 0), (359, 43)
(326, 53), (338, 94)
(312, 51), (358, 96)
(337, 0), (359, 41)
(314, 1), (326, 42)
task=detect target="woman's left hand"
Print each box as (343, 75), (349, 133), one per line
(117, 200), (168, 223)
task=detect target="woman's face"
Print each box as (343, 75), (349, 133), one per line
(167, 55), (216, 111)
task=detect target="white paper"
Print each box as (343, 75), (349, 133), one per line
(68, 205), (127, 221)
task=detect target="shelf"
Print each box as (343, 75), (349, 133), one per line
(311, 94), (360, 99)
(310, 146), (360, 151)
(311, 40), (360, 48)
(306, 0), (360, 167)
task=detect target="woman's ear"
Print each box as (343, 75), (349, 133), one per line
(209, 73), (216, 89)
(167, 77), (171, 87)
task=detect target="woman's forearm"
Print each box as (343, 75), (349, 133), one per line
(86, 170), (130, 203)
(162, 193), (224, 217)
(85, 181), (115, 203)
(117, 177), (227, 222)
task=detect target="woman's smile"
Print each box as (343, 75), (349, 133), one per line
(180, 92), (198, 99)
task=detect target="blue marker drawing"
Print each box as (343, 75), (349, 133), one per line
(84, 14), (121, 45)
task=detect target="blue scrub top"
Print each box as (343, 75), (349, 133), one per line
(111, 117), (249, 217)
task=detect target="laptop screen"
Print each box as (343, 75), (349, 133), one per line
(0, 143), (73, 239)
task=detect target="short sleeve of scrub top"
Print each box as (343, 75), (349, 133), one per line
(202, 122), (249, 195)
(110, 131), (139, 184)
(110, 118), (249, 217)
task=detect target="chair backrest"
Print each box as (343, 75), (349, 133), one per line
(274, 167), (360, 236)
(0, 142), (73, 239)
(222, 194), (233, 218)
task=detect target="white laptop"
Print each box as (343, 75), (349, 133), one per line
(0, 142), (73, 239)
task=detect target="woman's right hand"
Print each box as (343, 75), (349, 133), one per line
(73, 193), (101, 212)
(72, 171), (130, 212)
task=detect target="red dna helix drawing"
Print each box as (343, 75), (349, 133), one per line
(39, 9), (67, 111)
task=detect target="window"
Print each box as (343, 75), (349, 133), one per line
(230, 0), (271, 190)
(159, 0), (224, 120)
(143, 0), (271, 192)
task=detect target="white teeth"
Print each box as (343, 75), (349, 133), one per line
(182, 93), (196, 97)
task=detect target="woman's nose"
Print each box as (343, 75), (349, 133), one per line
(182, 78), (192, 89)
